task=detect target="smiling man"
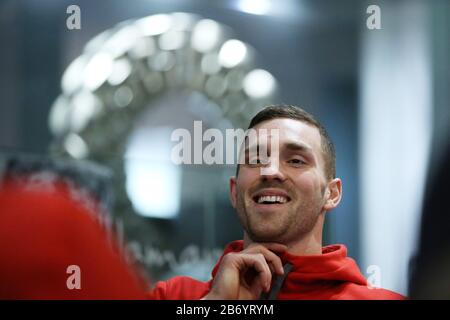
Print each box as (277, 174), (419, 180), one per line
(151, 105), (405, 300)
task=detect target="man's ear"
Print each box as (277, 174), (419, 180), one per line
(323, 178), (342, 212)
(229, 176), (237, 209)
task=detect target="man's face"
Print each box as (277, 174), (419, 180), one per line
(230, 118), (335, 245)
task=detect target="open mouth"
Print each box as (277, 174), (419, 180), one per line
(252, 191), (291, 205)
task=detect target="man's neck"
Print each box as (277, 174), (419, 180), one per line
(243, 215), (325, 256)
(285, 234), (322, 256)
(243, 233), (322, 256)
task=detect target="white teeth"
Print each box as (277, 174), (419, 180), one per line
(257, 195), (287, 204)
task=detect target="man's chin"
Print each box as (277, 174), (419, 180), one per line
(250, 203), (292, 215)
(247, 228), (286, 243)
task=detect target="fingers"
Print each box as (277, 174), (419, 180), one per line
(205, 252), (273, 300)
(237, 253), (272, 292)
(204, 242), (288, 300)
(244, 243), (287, 276)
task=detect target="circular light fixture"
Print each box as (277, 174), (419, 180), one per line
(49, 12), (278, 218)
(243, 69), (276, 98)
(219, 39), (247, 68)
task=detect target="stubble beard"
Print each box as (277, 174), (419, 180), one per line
(235, 186), (323, 244)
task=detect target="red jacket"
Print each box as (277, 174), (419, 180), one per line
(0, 182), (149, 299)
(151, 240), (405, 300)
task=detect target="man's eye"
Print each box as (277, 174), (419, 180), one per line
(288, 158), (306, 165)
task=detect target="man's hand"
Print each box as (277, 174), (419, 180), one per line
(202, 243), (287, 300)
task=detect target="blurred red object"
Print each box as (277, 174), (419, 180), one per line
(0, 179), (151, 299)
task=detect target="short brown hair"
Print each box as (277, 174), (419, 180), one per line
(238, 104), (336, 180)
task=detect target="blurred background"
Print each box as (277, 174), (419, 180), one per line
(0, 0), (449, 297)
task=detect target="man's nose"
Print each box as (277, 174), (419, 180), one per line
(260, 158), (286, 181)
